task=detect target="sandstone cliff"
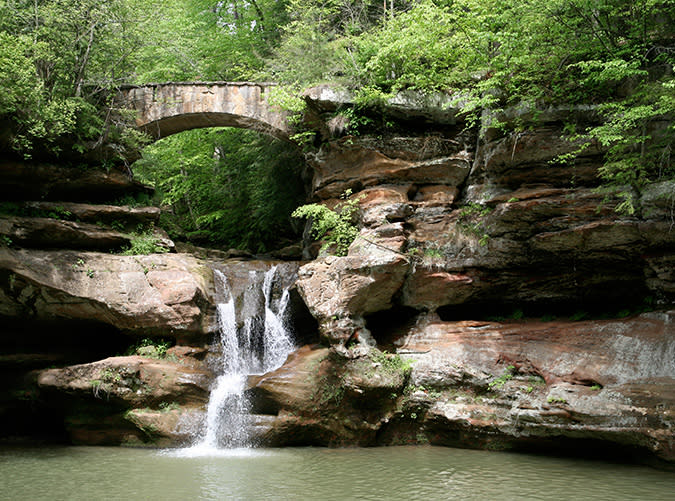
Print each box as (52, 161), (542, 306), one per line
(0, 94), (673, 465)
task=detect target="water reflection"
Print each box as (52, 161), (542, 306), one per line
(1, 446), (673, 500)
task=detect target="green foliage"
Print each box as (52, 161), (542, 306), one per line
(0, 31), (80, 155)
(1, 0), (671, 217)
(134, 0), (289, 83)
(268, 85), (308, 116)
(488, 365), (516, 389)
(121, 225), (169, 255)
(590, 83), (675, 213)
(404, 383), (441, 400)
(292, 189), (362, 256)
(126, 338), (172, 359)
(267, 0), (383, 84)
(133, 128), (307, 253)
(264, 0), (674, 200)
(111, 193), (153, 208)
(424, 247), (444, 260)
(90, 367), (122, 398)
(0, 0), (153, 159)
(333, 107), (375, 136)
(457, 202), (492, 246)
(368, 350), (413, 376)
(350, 1), (480, 93)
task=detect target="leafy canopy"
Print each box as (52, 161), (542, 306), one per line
(265, 0), (674, 210)
(133, 128), (307, 253)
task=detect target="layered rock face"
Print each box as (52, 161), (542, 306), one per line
(1, 95), (673, 465)
(0, 161), (309, 446)
(258, 99), (674, 463)
(298, 107), (674, 333)
(249, 313), (673, 462)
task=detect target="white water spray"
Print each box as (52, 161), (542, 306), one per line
(188, 266), (295, 453)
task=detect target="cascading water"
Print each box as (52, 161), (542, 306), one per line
(188, 265), (295, 453)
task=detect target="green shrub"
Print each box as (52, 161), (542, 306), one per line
(126, 338), (172, 359)
(489, 365), (516, 389)
(292, 190), (362, 256)
(457, 202), (492, 246)
(121, 225), (169, 255)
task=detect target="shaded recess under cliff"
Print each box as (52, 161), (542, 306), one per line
(0, 318), (132, 442)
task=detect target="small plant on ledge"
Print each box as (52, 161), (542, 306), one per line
(126, 338), (172, 359)
(488, 365), (517, 389)
(121, 224), (170, 255)
(292, 189), (362, 257)
(456, 202), (493, 247)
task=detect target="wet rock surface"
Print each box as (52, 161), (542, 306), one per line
(249, 345), (411, 446)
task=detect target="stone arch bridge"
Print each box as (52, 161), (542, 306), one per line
(118, 82), (292, 141)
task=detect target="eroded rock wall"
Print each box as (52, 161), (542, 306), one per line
(1, 97), (673, 465)
(248, 313), (674, 462)
(266, 99), (675, 464)
(297, 106), (675, 342)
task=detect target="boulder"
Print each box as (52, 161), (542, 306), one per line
(0, 249), (213, 337)
(37, 354), (211, 446)
(249, 345), (410, 446)
(358, 185), (412, 227)
(296, 237), (408, 344)
(37, 355), (211, 408)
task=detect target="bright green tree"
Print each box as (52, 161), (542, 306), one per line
(0, 0), (152, 158)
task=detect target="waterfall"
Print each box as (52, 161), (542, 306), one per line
(188, 265), (295, 453)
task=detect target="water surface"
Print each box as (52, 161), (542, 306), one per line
(1, 446), (673, 500)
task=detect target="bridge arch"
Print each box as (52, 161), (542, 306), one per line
(119, 82), (292, 141)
